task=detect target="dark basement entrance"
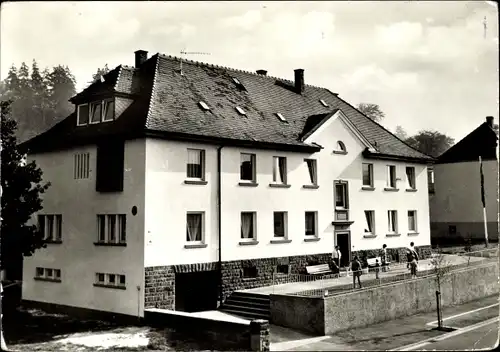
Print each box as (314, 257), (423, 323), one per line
(175, 270), (219, 312)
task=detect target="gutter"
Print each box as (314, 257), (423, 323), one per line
(217, 145), (224, 307)
(362, 149), (435, 165)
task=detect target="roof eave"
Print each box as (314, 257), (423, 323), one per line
(144, 130), (321, 153)
(362, 149), (435, 165)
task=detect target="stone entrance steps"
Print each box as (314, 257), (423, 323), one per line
(219, 291), (270, 321)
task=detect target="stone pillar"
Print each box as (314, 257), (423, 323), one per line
(250, 319), (270, 351)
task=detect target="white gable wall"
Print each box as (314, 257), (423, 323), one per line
(22, 140), (146, 317)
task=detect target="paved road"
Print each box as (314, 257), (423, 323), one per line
(412, 318), (499, 350)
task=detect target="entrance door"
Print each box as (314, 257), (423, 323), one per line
(335, 232), (351, 267)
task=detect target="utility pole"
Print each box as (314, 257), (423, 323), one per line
(179, 49), (211, 75)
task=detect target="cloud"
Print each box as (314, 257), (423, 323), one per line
(221, 10), (262, 30)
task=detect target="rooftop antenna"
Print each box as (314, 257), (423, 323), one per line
(180, 48), (211, 75)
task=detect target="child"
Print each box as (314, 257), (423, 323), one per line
(375, 258), (380, 280)
(351, 256), (362, 289)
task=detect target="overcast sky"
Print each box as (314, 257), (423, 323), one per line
(1, 1), (498, 141)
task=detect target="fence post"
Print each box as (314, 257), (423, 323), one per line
(436, 291), (442, 329)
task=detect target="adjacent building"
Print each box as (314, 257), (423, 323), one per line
(20, 50), (433, 317)
(430, 116), (499, 245)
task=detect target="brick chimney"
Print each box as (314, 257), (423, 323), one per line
(486, 116), (494, 127)
(294, 69), (305, 94)
(134, 50), (148, 68)
(256, 70), (267, 76)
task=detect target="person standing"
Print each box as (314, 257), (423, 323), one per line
(375, 259), (381, 280)
(381, 244), (389, 272)
(407, 242), (419, 279)
(332, 245), (342, 271)
(351, 256), (362, 288)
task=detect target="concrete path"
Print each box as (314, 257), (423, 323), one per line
(241, 254), (489, 296)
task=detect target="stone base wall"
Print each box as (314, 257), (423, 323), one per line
(144, 245), (432, 309)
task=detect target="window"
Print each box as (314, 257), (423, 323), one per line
(319, 99), (329, 107)
(96, 139), (125, 193)
(95, 272), (126, 288)
(35, 267), (61, 282)
(305, 159), (317, 185)
(242, 266), (258, 278)
(362, 163), (373, 187)
(77, 104), (89, 125)
(90, 102), (102, 123)
(272, 156), (287, 184)
(273, 212), (287, 238)
(305, 211), (317, 237)
(235, 106), (246, 115)
(240, 153), (256, 182)
(408, 211), (417, 232)
(38, 214), (62, 242)
(199, 101), (210, 111)
(96, 214), (126, 244)
(388, 210), (398, 233)
(387, 165), (396, 188)
(276, 264), (289, 274)
(186, 212), (204, 243)
(448, 225), (457, 235)
(406, 167), (416, 189)
(335, 182), (348, 209)
(74, 153), (90, 179)
(276, 113), (287, 122)
(187, 149), (205, 180)
(241, 212), (256, 240)
(364, 211), (375, 234)
(103, 100), (115, 121)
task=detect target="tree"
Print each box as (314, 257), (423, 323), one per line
(357, 103), (385, 123)
(429, 247), (451, 331)
(90, 64), (110, 85)
(405, 130), (455, 158)
(47, 65), (76, 121)
(1, 100), (51, 282)
(394, 125), (408, 140)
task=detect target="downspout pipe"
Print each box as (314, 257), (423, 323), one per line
(217, 145), (224, 307)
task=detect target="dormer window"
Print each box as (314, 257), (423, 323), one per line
(276, 113), (287, 123)
(77, 99), (115, 126)
(319, 99), (329, 107)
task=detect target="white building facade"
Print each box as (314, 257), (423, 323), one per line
(21, 50), (433, 317)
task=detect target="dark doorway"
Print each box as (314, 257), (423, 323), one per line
(336, 232), (351, 267)
(175, 270), (218, 312)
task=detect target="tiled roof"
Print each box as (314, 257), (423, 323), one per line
(436, 120), (498, 164)
(23, 52), (432, 162)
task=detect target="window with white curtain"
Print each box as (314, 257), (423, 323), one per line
(364, 211), (375, 234)
(187, 149), (205, 179)
(272, 156), (287, 184)
(240, 212), (256, 240)
(388, 210), (398, 233)
(305, 159), (317, 185)
(406, 166), (416, 189)
(186, 212), (204, 243)
(408, 210), (417, 232)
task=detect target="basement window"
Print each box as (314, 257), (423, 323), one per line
(319, 99), (329, 107)
(276, 264), (289, 275)
(236, 106), (246, 115)
(242, 266), (258, 279)
(276, 113), (288, 123)
(198, 101), (210, 111)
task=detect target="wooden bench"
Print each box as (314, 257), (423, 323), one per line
(306, 264), (332, 275)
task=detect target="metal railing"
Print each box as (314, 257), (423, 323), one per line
(270, 252), (497, 298)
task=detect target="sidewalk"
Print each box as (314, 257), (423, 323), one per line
(270, 295), (499, 351)
(242, 254), (489, 296)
